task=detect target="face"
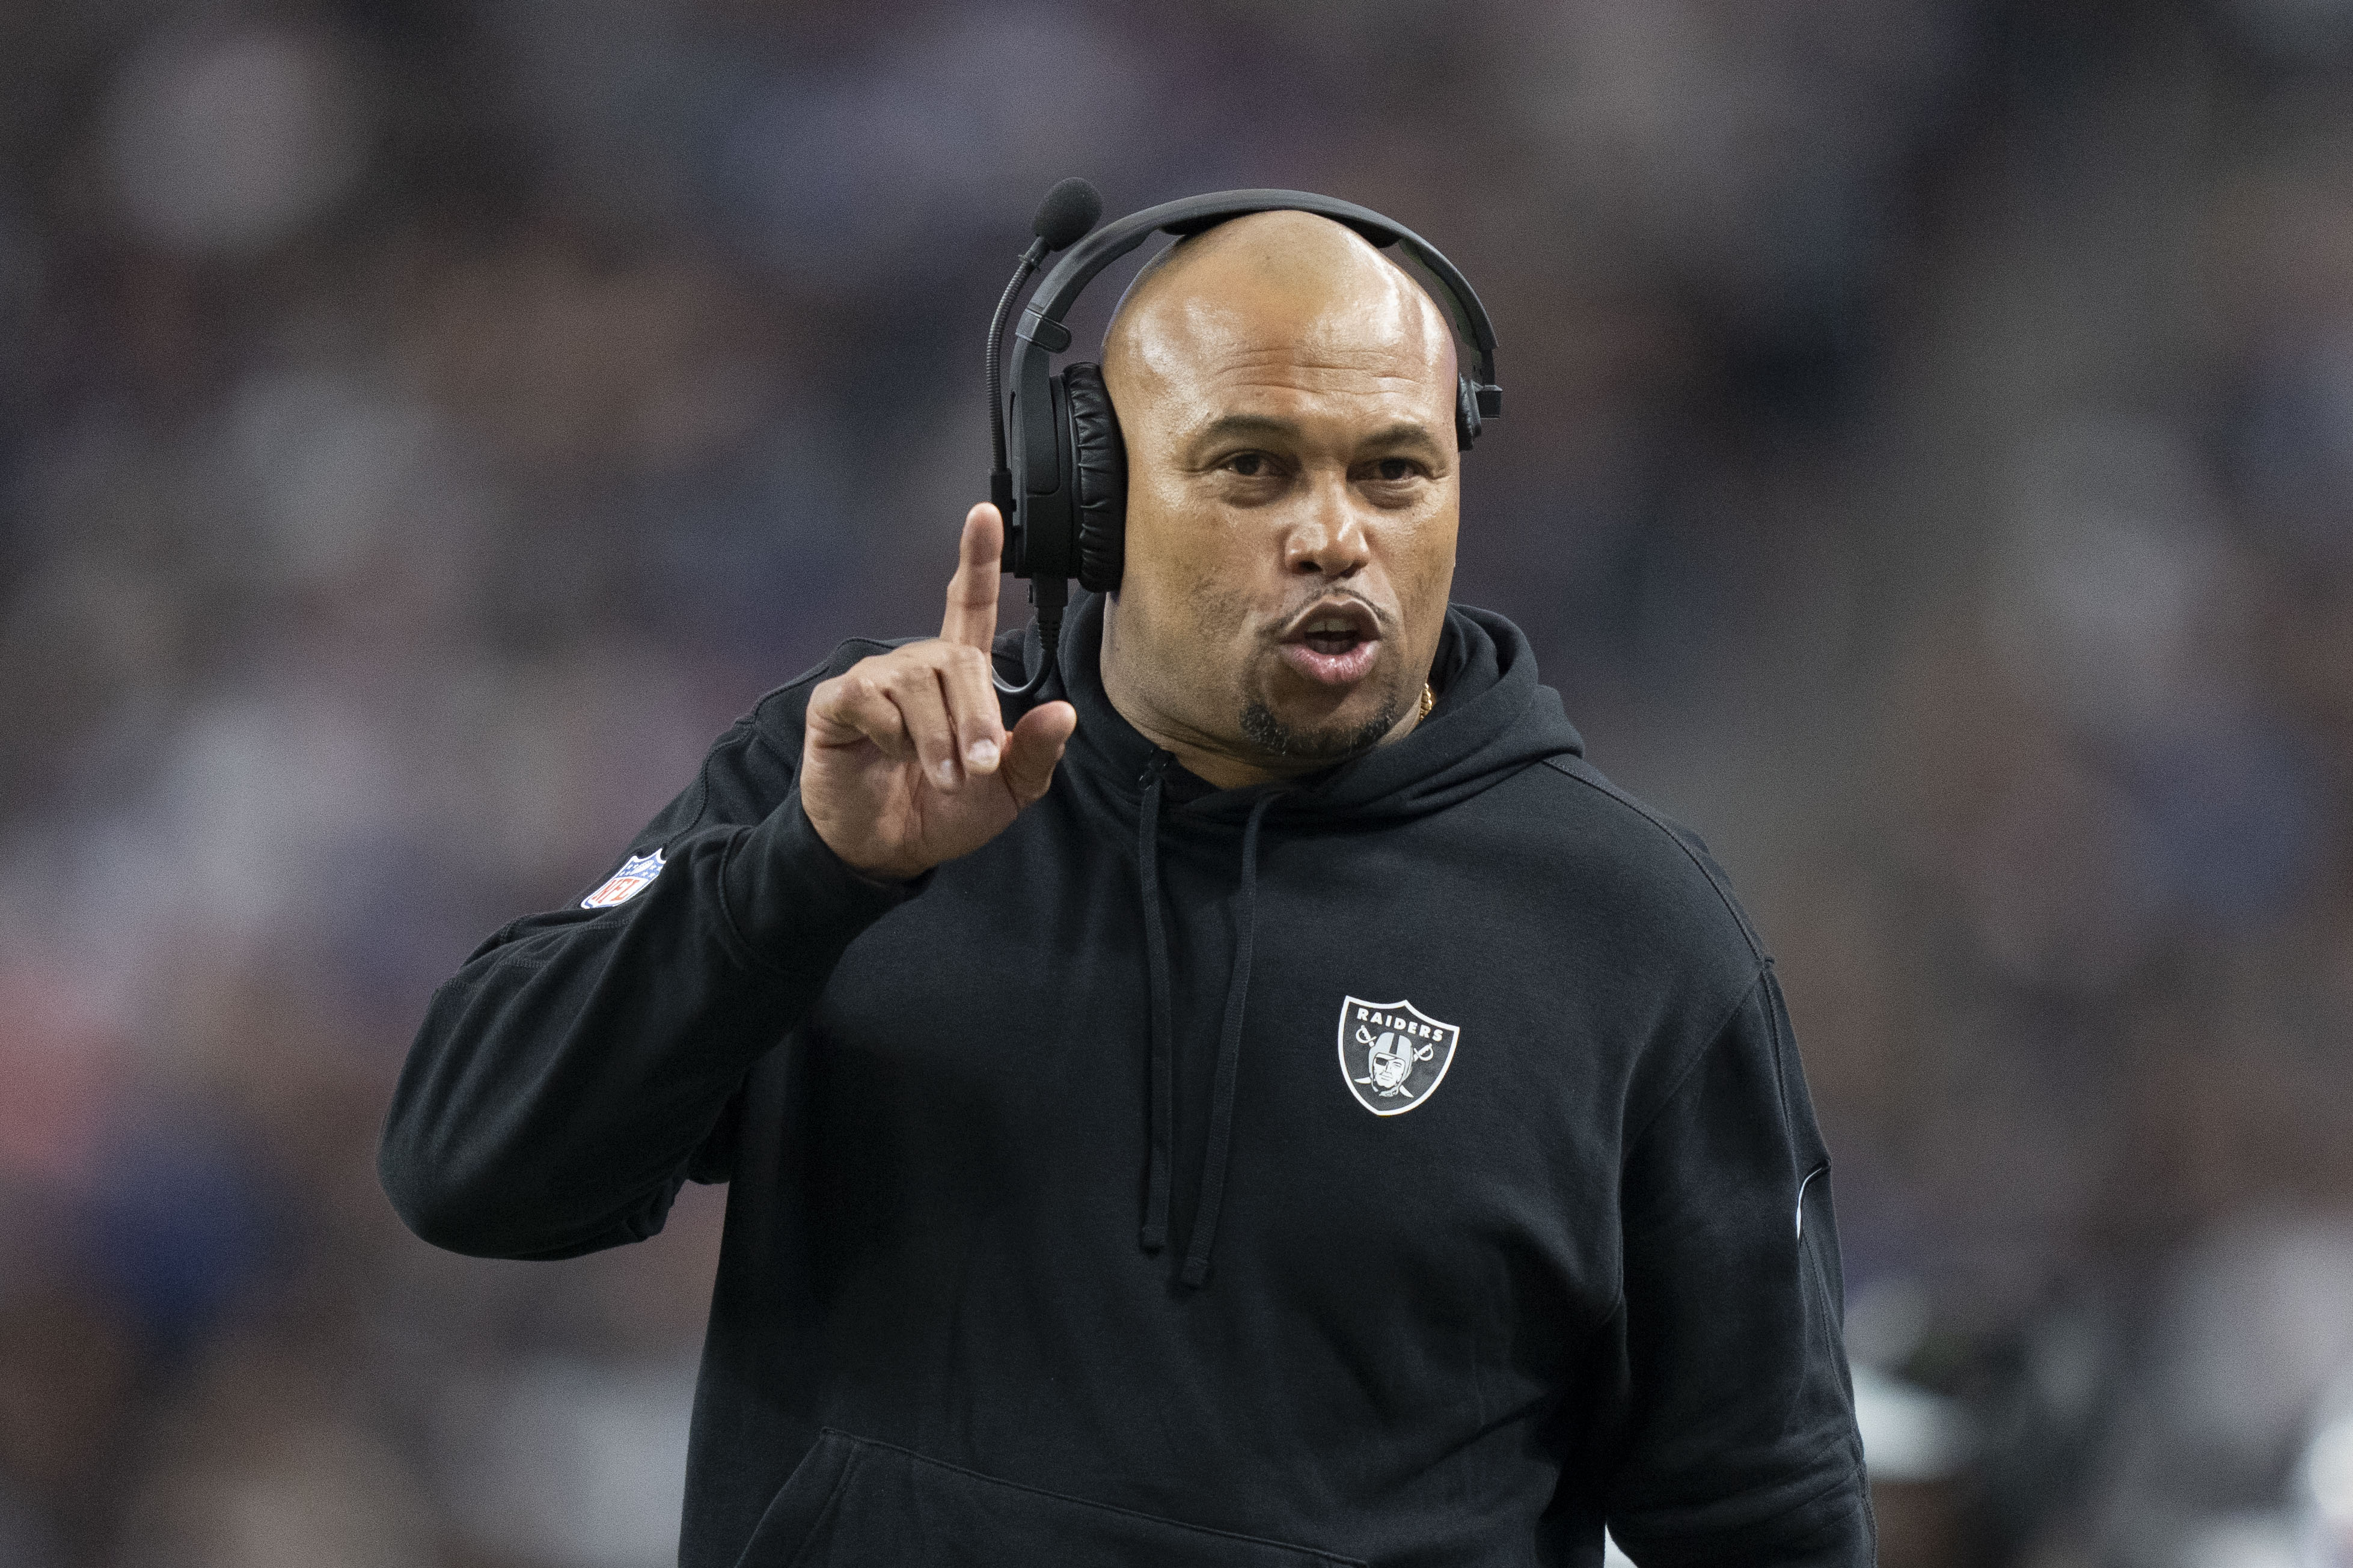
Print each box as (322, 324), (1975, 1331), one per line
(1099, 215), (1461, 782)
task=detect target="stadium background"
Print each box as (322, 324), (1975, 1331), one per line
(4, 1), (2353, 1564)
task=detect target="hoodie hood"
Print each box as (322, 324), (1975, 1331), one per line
(1023, 592), (1587, 1285)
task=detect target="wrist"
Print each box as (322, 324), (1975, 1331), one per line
(800, 804), (931, 885)
(719, 794), (929, 974)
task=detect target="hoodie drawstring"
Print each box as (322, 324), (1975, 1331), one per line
(1134, 765), (1278, 1289)
(1137, 760), (1175, 1255)
(1181, 791), (1275, 1288)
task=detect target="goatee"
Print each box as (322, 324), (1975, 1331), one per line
(1238, 690), (1406, 763)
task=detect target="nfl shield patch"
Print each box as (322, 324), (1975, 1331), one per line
(582, 849), (664, 909)
(1338, 997), (1460, 1115)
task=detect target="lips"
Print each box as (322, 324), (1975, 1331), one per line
(1276, 597), (1383, 687)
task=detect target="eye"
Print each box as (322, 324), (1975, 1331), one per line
(1225, 452), (1268, 477)
(1372, 457), (1424, 483)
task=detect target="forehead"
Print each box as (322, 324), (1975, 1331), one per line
(1136, 287), (1449, 383)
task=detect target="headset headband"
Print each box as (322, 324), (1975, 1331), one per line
(1009, 189), (1499, 396)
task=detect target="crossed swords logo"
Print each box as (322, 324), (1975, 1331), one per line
(1353, 1023), (1436, 1097)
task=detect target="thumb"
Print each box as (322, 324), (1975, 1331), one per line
(999, 701), (1077, 808)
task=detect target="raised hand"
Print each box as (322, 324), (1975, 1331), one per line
(800, 504), (1079, 881)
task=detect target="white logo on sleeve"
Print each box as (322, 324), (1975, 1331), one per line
(582, 849), (664, 909)
(1337, 997), (1460, 1115)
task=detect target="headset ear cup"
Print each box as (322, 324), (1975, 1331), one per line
(1455, 375), (1481, 450)
(1063, 362), (1127, 593)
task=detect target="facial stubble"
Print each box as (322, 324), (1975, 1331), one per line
(1238, 683), (1409, 764)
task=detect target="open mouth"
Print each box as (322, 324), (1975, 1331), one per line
(1276, 598), (1383, 686)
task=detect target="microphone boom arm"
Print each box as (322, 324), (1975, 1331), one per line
(984, 236), (1060, 700)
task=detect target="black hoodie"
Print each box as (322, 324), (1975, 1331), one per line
(382, 596), (1872, 1567)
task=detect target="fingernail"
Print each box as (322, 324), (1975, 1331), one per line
(934, 760), (959, 787)
(967, 739), (999, 770)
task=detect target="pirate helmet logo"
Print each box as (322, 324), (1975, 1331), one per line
(1337, 997), (1460, 1116)
(1362, 1030), (1431, 1094)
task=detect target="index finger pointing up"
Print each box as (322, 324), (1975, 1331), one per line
(940, 503), (1005, 650)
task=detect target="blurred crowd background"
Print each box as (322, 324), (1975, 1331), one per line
(3, 1), (2353, 1564)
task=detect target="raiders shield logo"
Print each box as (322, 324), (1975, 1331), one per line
(1338, 997), (1460, 1116)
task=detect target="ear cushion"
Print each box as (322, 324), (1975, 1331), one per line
(1063, 362), (1127, 593)
(1455, 375), (1482, 450)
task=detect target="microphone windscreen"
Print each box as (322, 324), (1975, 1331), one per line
(1032, 178), (1103, 252)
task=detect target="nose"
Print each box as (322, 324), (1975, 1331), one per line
(1281, 475), (1371, 580)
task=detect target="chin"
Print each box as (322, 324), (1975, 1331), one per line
(1239, 682), (1409, 764)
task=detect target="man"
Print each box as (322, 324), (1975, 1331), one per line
(383, 212), (1873, 1566)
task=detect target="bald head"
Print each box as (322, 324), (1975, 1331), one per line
(1103, 210), (1458, 424)
(1091, 208), (1466, 790)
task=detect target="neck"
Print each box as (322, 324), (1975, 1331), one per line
(1098, 606), (1425, 791)
(1125, 717), (1296, 793)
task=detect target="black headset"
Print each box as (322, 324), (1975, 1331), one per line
(983, 181), (1502, 696)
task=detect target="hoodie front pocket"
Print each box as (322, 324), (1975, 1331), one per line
(735, 1428), (1365, 1568)
(732, 1429), (860, 1568)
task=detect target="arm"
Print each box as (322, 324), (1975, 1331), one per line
(378, 505), (1076, 1260)
(378, 712), (908, 1260)
(1602, 966), (1875, 1566)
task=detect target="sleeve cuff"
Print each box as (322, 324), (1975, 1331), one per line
(718, 791), (930, 981)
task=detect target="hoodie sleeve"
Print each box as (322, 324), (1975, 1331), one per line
(378, 677), (924, 1261)
(1601, 965), (1875, 1567)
